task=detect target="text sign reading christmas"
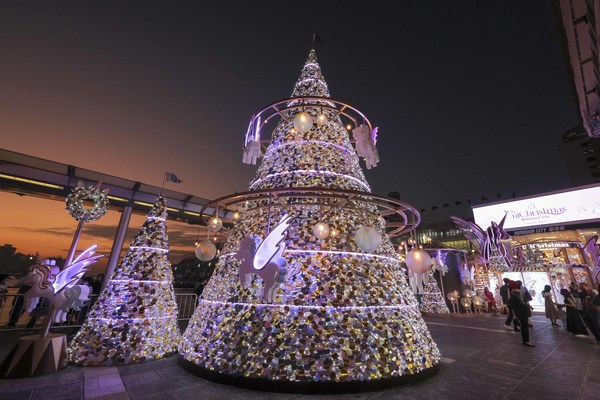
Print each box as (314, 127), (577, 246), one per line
(473, 185), (600, 230)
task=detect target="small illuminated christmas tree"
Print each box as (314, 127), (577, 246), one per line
(419, 268), (450, 315)
(68, 195), (180, 366)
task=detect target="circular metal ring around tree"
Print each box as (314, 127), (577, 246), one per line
(244, 96), (374, 148)
(200, 187), (420, 238)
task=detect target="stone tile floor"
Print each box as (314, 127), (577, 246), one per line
(1, 314), (598, 399)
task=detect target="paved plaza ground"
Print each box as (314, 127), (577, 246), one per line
(0, 314), (598, 400)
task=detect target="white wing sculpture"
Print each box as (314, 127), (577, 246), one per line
(449, 216), (485, 254)
(432, 257), (449, 276)
(52, 245), (101, 293)
(235, 214), (292, 302)
(23, 245), (103, 324)
(254, 214), (292, 271)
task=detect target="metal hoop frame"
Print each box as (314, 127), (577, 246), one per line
(244, 96), (374, 147)
(200, 187), (420, 238)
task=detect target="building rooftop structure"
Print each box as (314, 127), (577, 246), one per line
(0, 147), (214, 226)
(555, 0), (600, 138)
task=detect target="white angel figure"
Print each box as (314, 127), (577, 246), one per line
(242, 140), (261, 165)
(408, 270), (425, 297)
(235, 214), (292, 302)
(23, 245), (103, 324)
(352, 124), (380, 169)
(431, 257), (449, 276)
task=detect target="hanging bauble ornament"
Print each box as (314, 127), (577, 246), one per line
(405, 248), (432, 273)
(208, 215), (223, 231)
(293, 112), (313, 133)
(195, 240), (217, 262)
(316, 113), (328, 126)
(330, 228), (339, 237)
(354, 226), (381, 253)
(313, 222), (330, 240)
(232, 211), (241, 221)
(378, 216), (386, 226)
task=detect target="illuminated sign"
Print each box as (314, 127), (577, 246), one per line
(473, 185), (600, 230)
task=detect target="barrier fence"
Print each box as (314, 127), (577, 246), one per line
(0, 292), (198, 332)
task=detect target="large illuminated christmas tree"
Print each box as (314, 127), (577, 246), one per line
(68, 195), (180, 366)
(179, 50), (440, 392)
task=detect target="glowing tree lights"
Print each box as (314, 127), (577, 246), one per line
(179, 49), (440, 392)
(419, 268), (450, 315)
(68, 195), (180, 366)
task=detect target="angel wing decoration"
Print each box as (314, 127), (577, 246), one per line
(584, 235), (600, 282)
(449, 216), (485, 253)
(485, 214), (512, 268)
(235, 214), (292, 302)
(254, 214), (292, 271)
(52, 245), (103, 293)
(432, 256), (449, 276)
(23, 245), (103, 324)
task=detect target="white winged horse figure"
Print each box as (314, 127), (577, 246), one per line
(431, 256), (449, 276)
(23, 245), (103, 323)
(235, 214), (292, 303)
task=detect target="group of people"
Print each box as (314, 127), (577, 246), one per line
(499, 278), (600, 347)
(559, 281), (600, 341)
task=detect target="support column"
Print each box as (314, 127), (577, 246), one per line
(101, 206), (132, 292)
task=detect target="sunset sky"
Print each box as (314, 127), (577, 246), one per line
(0, 2), (581, 271)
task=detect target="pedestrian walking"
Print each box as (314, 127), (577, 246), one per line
(509, 282), (534, 347)
(500, 278), (520, 331)
(542, 285), (561, 327)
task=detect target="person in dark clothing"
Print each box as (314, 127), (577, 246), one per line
(509, 283), (534, 347)
(578, 283), (600, 342)
(91, 274), (104, 295)
(560, 288), (588, 336)
(500, 278), (519, 331)
(517, 280), (534, 327)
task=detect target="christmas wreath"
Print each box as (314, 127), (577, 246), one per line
(66, 183), (109, 222)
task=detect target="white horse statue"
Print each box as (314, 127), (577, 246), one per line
(235, 215), (292, 302)
(23, 245), (102, 324)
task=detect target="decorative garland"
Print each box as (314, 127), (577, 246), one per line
(66, 183), (109, 222)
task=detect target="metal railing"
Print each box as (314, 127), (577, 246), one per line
(0, 292), (198, 332)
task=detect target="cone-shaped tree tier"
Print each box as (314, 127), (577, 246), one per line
(179, 50), (441, 392)
(419, 269), (450, 315)
(68, 196), (180, 366)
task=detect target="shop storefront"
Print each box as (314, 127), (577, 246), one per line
(472, 184), (600, 311)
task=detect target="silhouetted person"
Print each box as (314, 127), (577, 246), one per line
(509, 282), (534, 347)
(578, 283), (600, 342)
(501, 278), (519, 331)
